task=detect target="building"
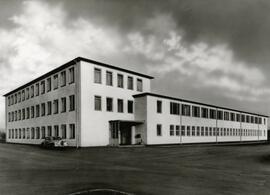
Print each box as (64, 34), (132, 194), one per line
(4, 57), (268, 147)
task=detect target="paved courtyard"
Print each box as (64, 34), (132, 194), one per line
(1, 143), (270, 195)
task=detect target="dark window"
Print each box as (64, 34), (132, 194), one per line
(217, 110), (223, 120)
(47, 78), (51, 92)
(69, 124), (75, 139)
(157, 124), (162, 136)
(192, 106), (200, 117)
(35, 83), (39, 96)
(47, 101), (52, 115)
(53, 99), (58, 114)
(106, 71), (113, 86)
(47, 126), (52, 137)
(210, 109), (216, 119)
(170, 102), (180, 115)
(157, 100), (162, 113)
(30, 85), (34, 98)
(61, 124), (66, 139)
(60, 71), (66, 87)
(117, 74), (124, 88)
(53, 75), (58, 89)
(224, 111), (230, 121)
(170, 125), (174, 136)
(94, 68), (102, 83)
(61, 97), (66, 112)
(230, 113), (235, 121)
(36, 105), (40, 117)
(54, 125), (59, 137)
(95, 96), (102, 111)
(69, 67), (75, 84)
(201, 107), (208, 118)
(41, 81), (45, 94)
(31, 106), (35, 118)
(69, 95), (75, 111)
(106, 97), (113, 112)
(127, 76), (133, 90)
(128, 100), (133, 113)
(137, 78), (143, 92)
(41, 103), (45, 116)
(182, 104), (190, 116)
(117, 99), (123, 113)
(236, 114), (240, 122)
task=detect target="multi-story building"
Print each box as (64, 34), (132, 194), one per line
(4, 57), (268, 147)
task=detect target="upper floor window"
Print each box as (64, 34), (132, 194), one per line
(127, 76), (133, 90)
(106, 97), (113, 112)
(94, 96), (102, 111)
(170, 102), (180, 115)
(157, 100), (162, 113)
(137, 78), (143, 92)
(53, 75), (58, 89)
(41, 81), (45, 94)
(30, 85), (34, 98)
(35, 83), (39, 96)
(31, 106), (35, 118)
(241, 114), (246, 122)
(94, 68), (102, 84)
(209, 109), (216, 119)
(61, 97), (66, 113)
(246, 115), (250, 123)
(36, 105), (40, 117)
(60, 71), (66, 87)
(106, 71), (113, 86)
(201, 107), (208, 118)
(224, 111), (230, 121)
(14, 94), (17, 104)
(22, 90), (25, 101)
(41, 103), (45, 116)
(53, 99), (59, 114)
(26, 88), (29, 99)
(182, 104), (191, 116)
(69, 95), (75, 111)
(18, 92), (21, 103)
(217, 110), (223, 120)
(47, 101), (52, 115)
(128, 100), (133, 113)
(117, 99), (123, 113)
(192, 106), (200, 117)
(117, 74), (124, 88)
(47, 78), (51, 92)
(69, 67), (75, 84)
(231, 113), (235, 121)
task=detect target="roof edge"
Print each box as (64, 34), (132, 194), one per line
(133, 92), (269, 117)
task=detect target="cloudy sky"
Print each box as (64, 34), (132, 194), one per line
(0, 0), (270, 128)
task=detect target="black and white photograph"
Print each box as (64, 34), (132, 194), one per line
(0, 0), (270, 194)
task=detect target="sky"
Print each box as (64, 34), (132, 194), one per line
(0, 0), (270, 129)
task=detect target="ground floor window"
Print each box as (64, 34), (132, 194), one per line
(70, 124), (75, 139)
(156, 124), (162, 136)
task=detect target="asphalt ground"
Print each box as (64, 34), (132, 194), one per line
(1, 143), (270, 195)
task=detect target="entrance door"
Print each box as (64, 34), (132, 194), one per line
(120, 125), (132, 145)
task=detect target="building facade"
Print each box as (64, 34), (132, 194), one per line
(4, 57), (268, 147)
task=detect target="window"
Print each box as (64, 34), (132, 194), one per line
(14, 94), (17, 104)
(236, 114), (240, 122)
(157, 124), (162, 136)
(14, 111), (17, 121)
(94, 68), (102, 83)
(127, 76), (133, 90)
(8, 97), (10, 106)
(47, 78), (51, 92)
(47, 101), (52, 115)
(157, 100), (162, 113)
(182, 104), (191, 116)
(61, 124), (66, 139)
(22, 90), (25, 101)
(170, 102), (180, 115)
(251, 116), (254, 123)
(30, 85), (34, 98)
(201, 127), (204, 136)
(35, 83), (39, 96)
(61, 97), (66, 112)
(53, 75), (58, 89)
(36, 127), (40, 139)
(187, 126), (190, 136)
(69, 124), (75, 139)
(47, 126), (52, 137)
(18, 92), (21, 102)
(18, 129), (21, 139)
(224, 111), (230, 121)
(192, 126), (195, 136)
(54, 125), (59, 137)
(60, 71), (66, 87)
(170, 125), (174, 136)
(205, 127), (208, 136)
(117, 99), (123, 113)
(246, 115), (250, 123)
(95, 96), (102, 111)
(18, 110), (21, 120)
(36, 105), (40, 117)
(31, 106), (35, 118)
(117, 74), (124, 88)
(106, 97), (113, 112)
(53, 99), (58, 114)
(106, 71), (113, 86)
(26, 88), (29, 99)
(128, 100), (133, 113)
(41, 103), (45, 116)
(110, 123), (119, 139)
(201, 107), (208, 118)
(241, 114), (246, 122)
(31, 128), (35, 139)
(41, 127), (45, 139)
(69, 67), (75, 84)
(137, 78), (143, 92)
(181, 126), (185, 136)
(231, 113), (235, 121)
(26, 107), (30, 119)
(196, 126), (200, 136)
(192, 106), (200, 117)
(210, 109), (216, 119)
(41, 81), (45, 94)
(176, 125), (180, 136)
(217, 110), (223, 120)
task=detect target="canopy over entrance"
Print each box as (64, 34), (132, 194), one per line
(109, 120), (144, 146)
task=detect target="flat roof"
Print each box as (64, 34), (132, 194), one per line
(3, 57), (154, 97)
(133, 92), (269, 117)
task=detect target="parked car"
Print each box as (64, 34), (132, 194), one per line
(41, 136), (68, 148)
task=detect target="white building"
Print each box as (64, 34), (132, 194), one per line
(4, 57), (268, 147)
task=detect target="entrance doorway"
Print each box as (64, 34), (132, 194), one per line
(120, 125), (132, 145)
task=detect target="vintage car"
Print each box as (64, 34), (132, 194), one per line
(41, 136), (68, 148)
